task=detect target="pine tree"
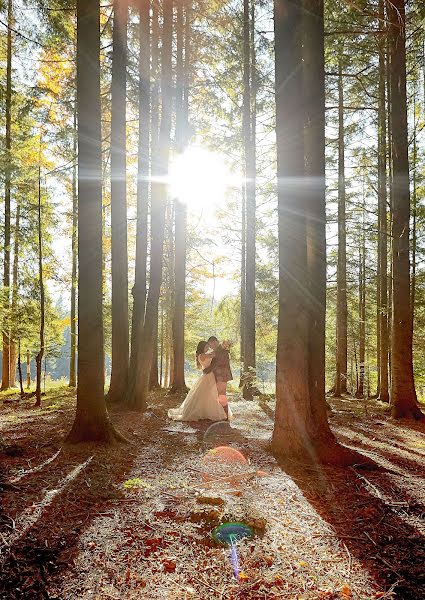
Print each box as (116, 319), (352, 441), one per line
(126, 0), (173, 411)
(67, 0), (126, 443)
(108, 0), (130, 404)
(388, 0), (424, 420)
(1, 0), (13, 391)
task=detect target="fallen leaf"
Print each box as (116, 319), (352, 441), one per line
(162, 559), (176, 572)
(341, 583), (352, 599)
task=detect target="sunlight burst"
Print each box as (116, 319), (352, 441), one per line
(169, 147), (240, 209)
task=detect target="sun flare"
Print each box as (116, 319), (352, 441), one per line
(169, 147), (240, 210)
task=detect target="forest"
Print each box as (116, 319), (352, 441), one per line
(0, 0), (424, 598)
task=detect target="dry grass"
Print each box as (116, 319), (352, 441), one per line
(0, 388), (424, 599)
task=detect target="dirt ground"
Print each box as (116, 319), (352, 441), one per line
(0, 388), (424, 600)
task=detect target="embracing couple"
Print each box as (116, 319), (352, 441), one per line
(168, 336), (233, 422)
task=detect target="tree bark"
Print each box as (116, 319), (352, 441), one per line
(69, 104), (78, 388)
(356, 199), (366, 398)
(129, 0), (150, 396)
(272, 0), (360, 465)
(107, 0), (129, 404)
(125, 0), (173, 411)
(35, 144), (45, 409)
(387, 41), (393, 388)
(67, 0), (126, 443)
(160, 302), (164, 386)
(9, 204), (20, 388)
(17, 341), (24, 398)
(149, 327), (159, 389)
(377, 0), (389, 402)
(240, 182), (246, 387)
(242, 0), (256, 399)
(1, 0), (13, 391)
(26, 351), (31, 389)
(171, 0), (189, 393)
(411, 82), (417, 337)
(334, 57), (348, 397)
(388, 0), (423, 420)
(165, 201), (175, 389)
(148, 0), (161, 393)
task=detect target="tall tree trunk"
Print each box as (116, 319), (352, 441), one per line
(171, 198), (187, 392)
(26, 351), (31, 389)
(272, 0), (348, 464)
(149, 0), (161, 392)
(165, 201), (175, 389)
(334, 58), (348, 397)
(69, 105), (78, 388)
(377, 0), (389, 402)
(356, 199), (366, 399)
(242, 0), (256, 399)
(240, 182), (246, 387)
(107, 0), (129, 404)
(388, 0), (423, 420)
(67, 0), (125, 443)
(35, 146), (45, 408)
(387, 41), (393, 388)
(171, 0), (189, 393)
(303, 0), (346, 457)
(17, 341), (23, 398)
(411, 82), (417, 335)
(149, 328), (159, 389)
(126, 0), (173, 411)
(1, 0), (13, 391)
(160, 301), (164, 386)
(9, 204), (20, 388)
(129, 0), (150, 395)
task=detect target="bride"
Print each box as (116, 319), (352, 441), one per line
(168, 340), (232, 422)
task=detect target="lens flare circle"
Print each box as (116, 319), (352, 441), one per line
(200, 445), (251, 490)
(212, 522), (254, 546)
(203, 446), (248, 465)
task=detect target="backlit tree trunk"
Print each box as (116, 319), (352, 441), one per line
(387, 42), (393, 386)
(26, 351), (31, 389)
(35, 146), (44, 408)
(171, 0), (189, 393)
(242, 0), (256, 399)
(377, 0), (389, 402)
(126, 0), (173, 411)
(107, 0), (129, 404)
(149, 0), (160, 391)
(17, 341), (23, 397)
(388, 0), (423, 420)
(9, 204), (20, 388)
(1, 0), (13, 391)
(411, 83), (417, 336)
(240, 183), (246, 386)
(356, 200), (366, 399)
(150, 329), (160, 389)
(334, 58), (347, 397)
(273, 0), (355, 464)
(69, 105), (77, 388)
(129, 0), (150, 394)
(67, 0), (125, 443)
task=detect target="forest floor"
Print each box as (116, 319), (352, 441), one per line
(0, 388), (424, 600)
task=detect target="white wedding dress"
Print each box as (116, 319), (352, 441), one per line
(168, 355), (232, 422)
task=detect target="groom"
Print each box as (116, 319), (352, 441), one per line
(203, 336), (233, 419)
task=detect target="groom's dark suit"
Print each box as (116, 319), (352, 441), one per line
(203, 345), (233, 383)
